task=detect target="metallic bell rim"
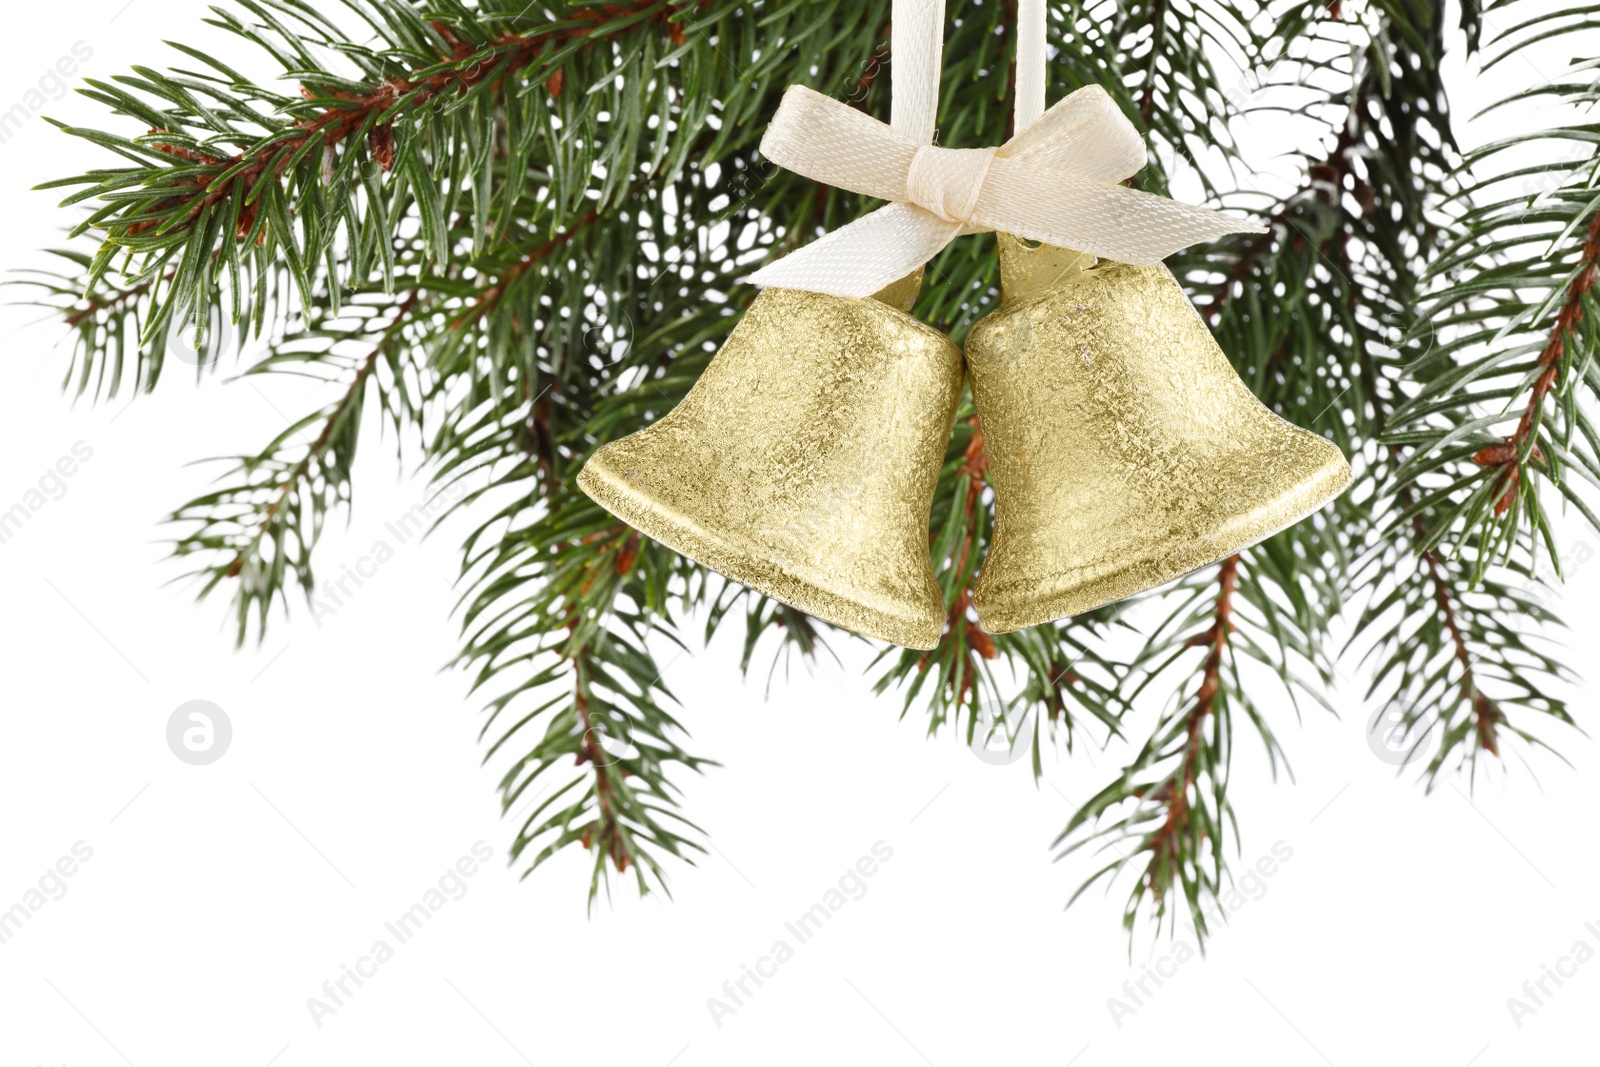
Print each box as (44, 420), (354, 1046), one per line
(973, 439), (1351, 633)
(577, 460), (947, 649)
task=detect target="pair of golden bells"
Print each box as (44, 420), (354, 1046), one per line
(578, 236), (1349, 650)
(578, 1), (1350, 650)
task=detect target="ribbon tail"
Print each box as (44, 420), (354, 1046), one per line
(977, 164), (1264, 265)
(747, 203), (962, 299)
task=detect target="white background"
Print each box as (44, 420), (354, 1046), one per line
(1, 2), (1596, 1065)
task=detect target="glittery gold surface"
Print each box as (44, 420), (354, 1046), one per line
(578, 286), (963, 649)
(996, 233), (1093, 302)
(968, 240), (1352, 633)
(872, 267), (925, 313)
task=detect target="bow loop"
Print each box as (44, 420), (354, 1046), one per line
(998, 85), (1145, 181)
(747, 6), (1263, 299)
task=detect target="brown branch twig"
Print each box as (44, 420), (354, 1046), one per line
(569, 530), (643, 874)
(1471, 211), (1600, 515)
(63, 272), (170, 329)
(573, 650), (633, 874)
(1141, 553), (1238, 899)
(1200, 16), (1503, 772)
(225, 291), (420, 577)
(449, 209), (602, 330)
(1413, 510), (1501, 755)
(1356, 305), (1501, 755)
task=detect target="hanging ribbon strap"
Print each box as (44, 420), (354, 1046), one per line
(748, 0), (1262, 299)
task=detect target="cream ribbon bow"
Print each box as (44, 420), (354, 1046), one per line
(747, 0), (1262, 299)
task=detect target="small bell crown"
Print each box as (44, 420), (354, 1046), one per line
(578, 278), (963, 650)
(966, 235), (1351, 633)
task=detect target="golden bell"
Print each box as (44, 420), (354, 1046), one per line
(577, 274), (963, 650)
(966, 235), (1352, 633)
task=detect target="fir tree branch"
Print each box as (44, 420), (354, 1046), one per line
(1417, 524), (1503, 757)
(27, 0), (1596, 933)
(1139, 555), (1238, 900)
(1389, 10), (1600, 567)
(1469, 212), (1600, 516)
(1357, 0), (1595, 778)
(1065, 0), (1466, 939)
(1057, 554), (1276, 945)
(451, 209), (603, 329)
(168, 288), (424, 641)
